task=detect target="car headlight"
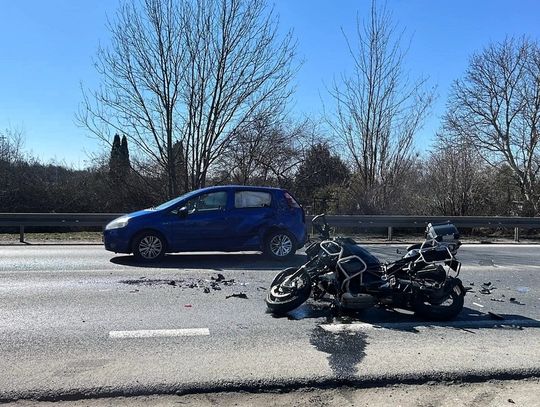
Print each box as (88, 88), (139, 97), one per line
(105, 216), (129, 230)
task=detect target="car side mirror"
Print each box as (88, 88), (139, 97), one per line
(177, 206), (188, 218)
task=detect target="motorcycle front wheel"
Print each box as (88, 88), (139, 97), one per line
(413, 279), (465, 321)
(266, 267), (312, 315)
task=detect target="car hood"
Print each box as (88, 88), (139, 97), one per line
(124, 209), (156, 220)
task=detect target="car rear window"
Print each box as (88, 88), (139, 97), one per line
(234, 191), (272, 208)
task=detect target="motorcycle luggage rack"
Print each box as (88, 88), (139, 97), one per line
(410, 237), (461, 278)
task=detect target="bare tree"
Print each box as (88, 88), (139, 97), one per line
(445, 37), (540, 215)
(423, 131), (492, 216)
(217, 115), (305, 186)
(79, 0), (296, 199)
(328, 1), (434, 212)
(0, 126), (24, 163)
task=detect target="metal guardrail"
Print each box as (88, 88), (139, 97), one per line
(0, 213), (124, 242)
(311, 215), (540, 242)
(1, 213), (539, 243)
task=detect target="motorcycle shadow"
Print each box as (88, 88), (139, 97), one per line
(110, 252), (307, 270)
(282, 302), (540, 333)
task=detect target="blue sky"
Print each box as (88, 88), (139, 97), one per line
(2, 0), (540, 168)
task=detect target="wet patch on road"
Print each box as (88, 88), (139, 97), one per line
(310, 325), (368, 378)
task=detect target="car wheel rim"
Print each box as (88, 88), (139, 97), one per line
(270, 234), (292, 257)
(139, 235), (162, 259)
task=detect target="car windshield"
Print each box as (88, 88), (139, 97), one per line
(153, 190), (200, 211)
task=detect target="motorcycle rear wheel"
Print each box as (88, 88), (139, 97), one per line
(266, 267), (311, 315)
(413, 279), (465, 321)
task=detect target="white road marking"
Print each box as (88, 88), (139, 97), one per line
(109, 328), (210, 338)
(460, 244), (540, 248)
(320, 319), (540, 332)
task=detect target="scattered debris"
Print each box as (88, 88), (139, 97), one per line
(488, 311), (505, 320)
(480, 288), (492, 295)
(510, 298), (525, 305)
(469, 282), (475, 286)
(508, 399), (515, 404)
(121, 273), (241, 293)
(483, 282), (492, 287)
(516, 287), (529, 293)
(184, 304), (192, 308)
(226, 292), (248, 299)
(472, 302), (484, 308)
(257, 286), (267, 291)
(490, 298), (505, 302)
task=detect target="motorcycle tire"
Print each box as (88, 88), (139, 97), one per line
(413, 279), (465, 321)
(266, 267), (312, 315)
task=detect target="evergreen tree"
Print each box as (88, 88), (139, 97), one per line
(109, 134), (130, 181)
(120, 135), (130, 175)
(109, 134), (122, 179)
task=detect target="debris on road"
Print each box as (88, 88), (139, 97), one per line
(210, 282), (222, 290)
(120, 273), (241, 293)
(490, 298), (505, 302)
(212, 273), (226, 282)
(510, 298), (525, 305)
(516, 287), (529, 293)
(226, 292), (248, 299)
(184, 304), (192, 308)
(472, 302), (484, 308)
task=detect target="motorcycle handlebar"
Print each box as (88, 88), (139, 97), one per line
(311, 213), (330, 239)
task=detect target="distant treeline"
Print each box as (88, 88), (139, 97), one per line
(0, 127), (524, 217)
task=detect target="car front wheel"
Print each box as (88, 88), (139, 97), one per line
(133, 232), (166, 262)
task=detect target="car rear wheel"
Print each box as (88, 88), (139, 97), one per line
(264, 230), (296, 260)
(133, 232), (166, 262)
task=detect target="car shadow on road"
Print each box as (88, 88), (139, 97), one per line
(110, 252), (307, 271)
(280, 302), (540, 333)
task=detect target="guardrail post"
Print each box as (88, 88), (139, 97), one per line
(514, 227), (520, 242)
(19, 226), (25, 243)
(387, 226), (393, 241)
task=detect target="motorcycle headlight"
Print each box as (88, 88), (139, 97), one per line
(105, 216), (129, 230)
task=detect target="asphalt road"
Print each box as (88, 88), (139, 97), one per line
(1, 244), (540, 402)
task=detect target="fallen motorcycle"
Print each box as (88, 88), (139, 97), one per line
(266, 215), (466, 320)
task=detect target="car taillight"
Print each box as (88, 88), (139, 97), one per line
(284, 192), (301, 209)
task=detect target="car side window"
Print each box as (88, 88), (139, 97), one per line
(234, 191), (272, 208)
(185, 191), (227, 214)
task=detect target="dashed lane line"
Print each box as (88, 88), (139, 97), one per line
(109, 328), (210, 338)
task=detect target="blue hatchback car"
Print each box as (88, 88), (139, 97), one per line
(103, 185), (306, 262)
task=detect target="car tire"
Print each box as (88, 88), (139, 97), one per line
(264, 230), (296, 260)
(132, 231), (166, 262)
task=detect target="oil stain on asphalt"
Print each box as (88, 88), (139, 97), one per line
(310, 325), (368, 378)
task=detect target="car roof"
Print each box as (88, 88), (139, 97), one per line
(194, 185), (284, 193)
